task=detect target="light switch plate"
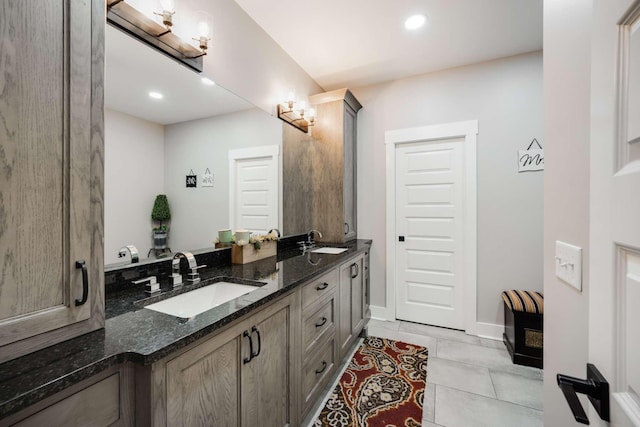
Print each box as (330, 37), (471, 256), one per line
(555, 241), (582, 291)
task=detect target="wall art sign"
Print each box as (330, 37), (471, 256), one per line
(186, 169), (197, 188)
(202, 168), (214, 187)
(518, 138), (544, 172)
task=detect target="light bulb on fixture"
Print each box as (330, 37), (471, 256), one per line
(192, 11), (212, 54)
(298, 101), (307, 118)
(286, 91), (296, 111)
(308, 108), (316, 126)
(154, 0), (176, 31)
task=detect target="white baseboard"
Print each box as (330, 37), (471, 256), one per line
(370, 305), (393, 321)
(370, 305), (503, 341)
(467, 321), (503, 341)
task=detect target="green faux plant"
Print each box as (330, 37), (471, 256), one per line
(151, 194), (171, 232)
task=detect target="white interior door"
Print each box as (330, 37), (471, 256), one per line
(589, 0), (640, 425)
(229, 145), (279, 234)
(395, 139), (465, 329)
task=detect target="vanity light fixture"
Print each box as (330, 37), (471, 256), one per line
(149, 91), (164, 99)
(277, 93), (316, 133)
(107, 0), (205, 72)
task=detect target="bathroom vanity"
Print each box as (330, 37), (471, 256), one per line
(0, 240), (371, 426)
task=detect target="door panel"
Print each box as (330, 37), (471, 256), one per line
(589, 0), (640, 425)
(395, 139), (465, 329)
(229, 146), (279, 234)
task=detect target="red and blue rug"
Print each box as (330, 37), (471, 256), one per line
(313, 336), (429, 427)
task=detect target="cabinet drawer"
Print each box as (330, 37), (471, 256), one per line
(303, 336), (336, 410)
(303, 297), (335, 355)
(13, 373), (121, 427)
(302, 269), (338, 309)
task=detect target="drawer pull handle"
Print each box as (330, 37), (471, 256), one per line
(251, 326), (262, 358)
(315, 317), (328, 328)
(315, 360), (327, 375)
(351, 263), (359, 279)
(75, 260), (89, 306)
(242, 330), (253, 364)
(316, 282), (329, 291)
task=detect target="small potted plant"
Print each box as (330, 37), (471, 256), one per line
(151, 194), (171, 250)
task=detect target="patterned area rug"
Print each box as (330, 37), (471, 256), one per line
(313, 336), (429, 427)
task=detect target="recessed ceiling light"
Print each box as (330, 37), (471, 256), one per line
(201, 77), (216, 86)
(405, 14), (427, 30)
(148, 91), (163, 99)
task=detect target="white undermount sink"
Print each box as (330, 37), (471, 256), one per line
(310, 247), (348, 254)
(145, 282), (259, 318)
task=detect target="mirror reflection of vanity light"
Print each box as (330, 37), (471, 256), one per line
(201, 77), (215, 86)
(149, 91), (164, 99)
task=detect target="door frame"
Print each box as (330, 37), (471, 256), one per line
(228, 144), (281, 233)
(384, 120), (478, 333)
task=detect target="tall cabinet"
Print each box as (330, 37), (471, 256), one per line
(0, 0), (105, 363)
(283, 89), (362, 242)
(309, 89), (362, 243)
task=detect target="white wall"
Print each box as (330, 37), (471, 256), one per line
(104, 109), (165, 264)
(353, 51), (544, 329)
(164, 108), (282, 252)
(191, 0), (323, 113)
(543, 0), (592, 425)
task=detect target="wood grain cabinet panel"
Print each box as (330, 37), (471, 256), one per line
(302, 296), (335, 355)
(2, 365), (134, 427)
(0, 0), (105, 363)
(308, 89), (362, 243)
(338, 254), (366, 359)
(283, 89), (361, 242)
(301, 269), (338, 309)
(157, 294), (299, 427)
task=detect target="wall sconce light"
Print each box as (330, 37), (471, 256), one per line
(277, 93), (316, 133)
(107, 0), (208, 72)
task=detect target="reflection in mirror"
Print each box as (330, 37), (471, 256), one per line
(628, 20), (640, 162)
(104, 25), (282, 266)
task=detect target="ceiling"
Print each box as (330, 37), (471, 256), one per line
(105, 1), (543, 125)
(234, 0), (543, 90)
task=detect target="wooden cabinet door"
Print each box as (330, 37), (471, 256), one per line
(338, 255), (366, 358)
(343, 103), (357, 241)
(241, 297), (292, 427)
(338, 260), (354, 358)
(0, 0), (104, 362)
(166, 330), (243, 427)
(350, 254), (365, 335)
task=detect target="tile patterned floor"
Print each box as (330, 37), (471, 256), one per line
(306, 319), (543, 427)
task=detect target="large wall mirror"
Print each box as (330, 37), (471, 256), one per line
(105, 25), (283, 266)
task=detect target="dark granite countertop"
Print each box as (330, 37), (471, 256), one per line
(0, 239), (371, 419)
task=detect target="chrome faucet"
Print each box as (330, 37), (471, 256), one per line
(172, 252), (206, 287)
(307, 229), (323, 245)
(118, 245), (139, 263)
